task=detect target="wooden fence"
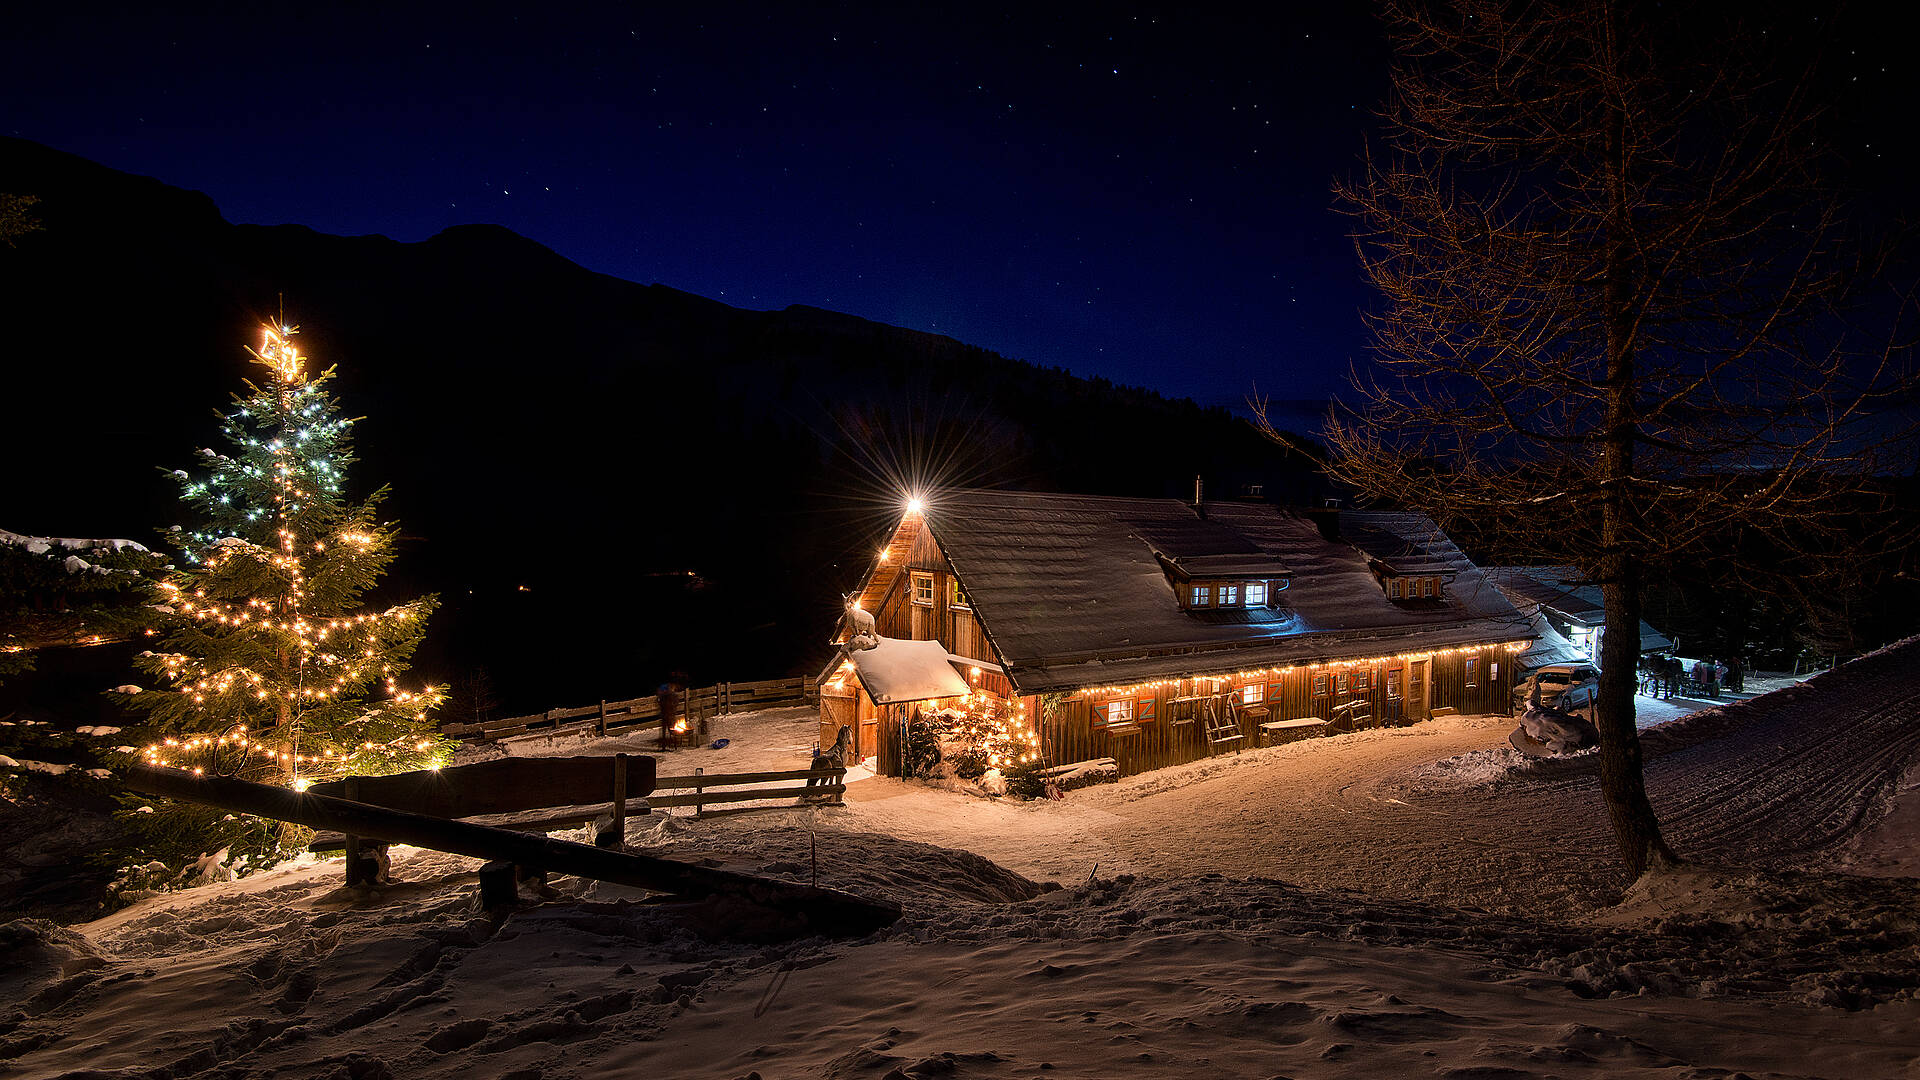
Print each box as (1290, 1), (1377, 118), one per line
(650, 766), (847, 816)
(442, 676), (818, 744)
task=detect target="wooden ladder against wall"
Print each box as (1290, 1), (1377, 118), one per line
(1203, 696), (1246, 755)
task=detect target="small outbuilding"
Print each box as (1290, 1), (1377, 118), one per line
(1482, 566), (1673, 673)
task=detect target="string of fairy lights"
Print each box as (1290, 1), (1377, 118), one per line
(924, 689), (1041, 768)
(133, 325), (443, 787)
(1071, 640), (1531, 700)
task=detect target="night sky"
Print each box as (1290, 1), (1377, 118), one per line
(6, 4), (1393, 411)
(3, 5), (1905, 411)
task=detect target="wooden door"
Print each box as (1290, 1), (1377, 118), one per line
(858, 701), (882, 766)
(1409, 659), (1430, 720)
(820, 694), (855, 753)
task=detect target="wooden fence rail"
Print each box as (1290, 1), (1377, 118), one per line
(651, 766), (847, 816)
(443, 675), (818, 744)
(121, 763), (896, 936)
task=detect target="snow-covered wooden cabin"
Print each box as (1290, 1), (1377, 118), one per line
(818, 490), (1534, 778)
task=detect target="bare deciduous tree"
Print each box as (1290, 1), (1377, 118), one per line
(1268, 1), (1914, 878)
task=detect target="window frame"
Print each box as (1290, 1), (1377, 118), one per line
(1219, 583), (1240, 607)
(947, 576), (971, 611)
(1190, 583), (1213, 607)
(910, 571), (936, 607)
(1104, 699), (1135, 726)
(1465, 656), (1479, 687)
(1420, 577), (1435, 599)
(1241, 683), (1265, 705)
(1245, 580), (1268, 606)
(1311, 672), (1331, 697)
(1352, 669), (1373, 694)
(1386, 667), (1403, 700)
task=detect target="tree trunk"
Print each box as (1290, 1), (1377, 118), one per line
(1596, 70), (1679, 879)
(1596, 557), (1677, 876)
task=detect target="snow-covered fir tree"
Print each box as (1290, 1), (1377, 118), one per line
(119, 323), (444, 788)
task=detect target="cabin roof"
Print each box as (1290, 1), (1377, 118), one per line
(1336, 511), (1462, 576)
(1483, 566), (1674, 654)
(921, 490), (1531, 694)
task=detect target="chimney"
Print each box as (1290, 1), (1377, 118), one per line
(1193, 474), (1206, 518)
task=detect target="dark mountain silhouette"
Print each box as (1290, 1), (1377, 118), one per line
(0, 137), (1327, 711)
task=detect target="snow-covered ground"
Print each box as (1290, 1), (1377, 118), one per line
(6, 645), (1919, 1078)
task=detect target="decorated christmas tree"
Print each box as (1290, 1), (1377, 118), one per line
(119, 322), (445, 790)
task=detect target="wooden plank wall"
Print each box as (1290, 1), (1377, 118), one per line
(869, 521), (999, 668)
(1042, 645), (1516, 776)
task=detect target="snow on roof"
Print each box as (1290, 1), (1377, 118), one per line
(1513, 601), (1588, 670)
(922, 491), (1532, 694)
(1483, 566), (1673, 653)
(850, 636), (972, 704)
(1336, 511), (1464, 576)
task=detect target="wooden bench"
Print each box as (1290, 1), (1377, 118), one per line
(307, 754), (655, 889)
(1260, 717), (1330, 746)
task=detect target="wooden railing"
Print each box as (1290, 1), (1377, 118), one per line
(651, 766), (847, 816)
(441, 676), (818, 743)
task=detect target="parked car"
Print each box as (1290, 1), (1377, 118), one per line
(1514, 664), (1599, 710)
(1555, 679), (1600, 719)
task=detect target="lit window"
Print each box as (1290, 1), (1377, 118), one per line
(1246, 581), (1268, 606)
(1490, 662), (1499, 682)
(1220, 584), (1240, 606)
(1465, 657), (1479, 686)
(1311, 673), (1330, 696)
(911, 572), (935, 607)
(1106, 699), (1134, 726)
(1241, 683), (1265, 705)
(948, 577), (970, 610)
(1336, 672), (1350, 695)
(1191, 584), (1212, 607)
(1386, 668), (1403, 699)
(1352, 670), (1373, 693)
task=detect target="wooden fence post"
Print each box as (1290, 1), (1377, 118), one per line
(601, 753), (627, 849)
(694, 767), (704, 818)
(598, 699), (607, 738)
(343, 775), (363, 885)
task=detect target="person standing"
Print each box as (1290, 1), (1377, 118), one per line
(656, 675), (683, 749)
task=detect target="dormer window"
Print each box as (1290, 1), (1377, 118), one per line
(1219, 583), (1240, 606)
(1191, 584), (1213, 607)
(1246, 581), (1267, 606)
(1420, 577), (1435, 598)
(948, 577), (971, 610)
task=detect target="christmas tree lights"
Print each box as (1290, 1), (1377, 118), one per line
(912, 691), (1042, 779)
(117, 322), (446, 787)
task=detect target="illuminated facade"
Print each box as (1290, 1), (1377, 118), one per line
(821, 490), (1534, 777)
